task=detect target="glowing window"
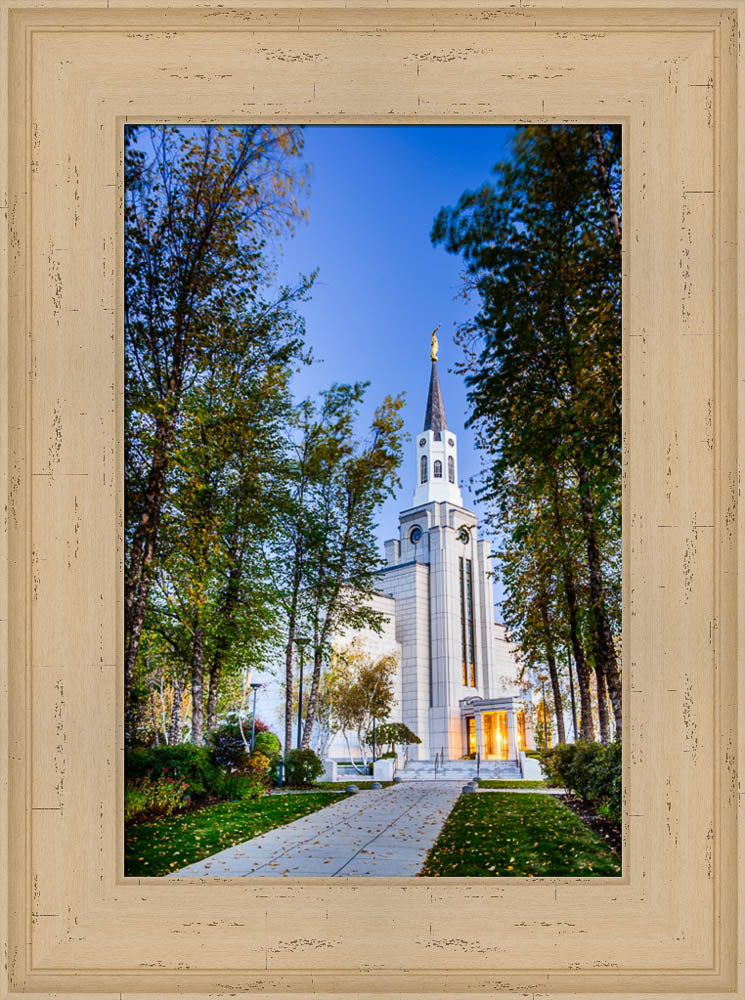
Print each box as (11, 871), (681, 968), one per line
(517, 711), (527, 751)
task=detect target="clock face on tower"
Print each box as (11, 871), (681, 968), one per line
(419, 438), (426, 447)
(410, 526), (423, 544)
(457, 526), (470, 545)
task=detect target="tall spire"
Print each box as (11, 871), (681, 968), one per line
(423, 361), (448, 440)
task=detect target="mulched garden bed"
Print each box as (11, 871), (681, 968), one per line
(559, 793), (621, 857)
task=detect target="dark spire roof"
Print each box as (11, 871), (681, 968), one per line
(424, 360), (448, 439)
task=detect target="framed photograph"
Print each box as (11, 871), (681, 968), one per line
(1, 0), (742, 997)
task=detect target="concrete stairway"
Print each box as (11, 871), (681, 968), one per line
(397, 758), (523, 782)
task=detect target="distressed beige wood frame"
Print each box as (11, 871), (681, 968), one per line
(0, 1), (743, 997)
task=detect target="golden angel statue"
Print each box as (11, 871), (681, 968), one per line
(430, 324), (441, 362)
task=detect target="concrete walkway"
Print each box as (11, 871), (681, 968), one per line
(170, 781), (462, 878)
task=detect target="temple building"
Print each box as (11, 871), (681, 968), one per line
(330, 336), (533, 766)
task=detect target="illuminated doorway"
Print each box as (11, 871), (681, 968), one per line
(482, 711), (509, 759)
(466, 717), (476, 756)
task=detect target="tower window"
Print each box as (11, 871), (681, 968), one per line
(459, 556), (477, 686)
(448, 455), (455, 483)
(420, 455), (428, 483)
(433, 459), (443, 478)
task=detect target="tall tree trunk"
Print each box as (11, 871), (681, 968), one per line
(148, 682), (161, 747)
(301, 635), (328, 750)
(593, 657), (611, 744)
(539, 601), (566, 744)
(301, 501), (353, 749)
(206, 662), (222, 733)
(124, 418), (172, 724)
(591, 125), (622, 249)
(560, 562), (594, 741)
(169, 673), (183, 745)
(576, 463), (623, 739)
(205, 547), (244, 733)
(551, 476), (595, 741)
(191, 625), (205, 746)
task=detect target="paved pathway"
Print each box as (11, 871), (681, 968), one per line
(170, 781), (462, 878)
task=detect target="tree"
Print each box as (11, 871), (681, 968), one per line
(267, 384), (405, 753)
(432, 124), (622, 740)
(365, 722), (421, 757)
(300, 391), (406, 749)
(124, 124), (309, 736)
(326, 641), (398, 772)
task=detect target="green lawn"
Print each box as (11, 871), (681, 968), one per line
(125, 792), (345, 877)
(311, 780), (394, 791)
(477, 780), (547, 789)
(420, 792), (621, 877)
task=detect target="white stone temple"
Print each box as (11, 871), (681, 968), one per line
(329, 342), (534, 768)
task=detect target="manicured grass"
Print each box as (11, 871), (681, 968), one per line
(477, 780), (547, 789)
(311, 780), (394, 791)
(125, 792), (344, 877)
(420, 792), (621, 877)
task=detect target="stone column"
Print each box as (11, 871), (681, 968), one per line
(475, 710), (484, 759)
(507, 708), (519, 763)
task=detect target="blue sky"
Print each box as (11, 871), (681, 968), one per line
(271, 125), (516, 609)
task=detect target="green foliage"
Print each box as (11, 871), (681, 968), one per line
(207, 718), (268, 770)
(125, 774), (188, 824)
(253, 731), (281, 762)
(124, 123), (313, 743)
(236, 751), (272, 800)
(325, 642), (399, 767)
(364, 721), (421, 754)
(541, 740), (622, 824)
(125, 792), (345, 876)
(431, 124), (622, 744)
(125, 744), (222, 801)
(274, 383), (406, 752)
(420, 792), (621, 877)
(284, 748), (324, 787)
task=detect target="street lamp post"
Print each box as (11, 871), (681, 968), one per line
(295, 636), (311, 749)
(249, 682), (262, 751)
(537, 673), (549, 751)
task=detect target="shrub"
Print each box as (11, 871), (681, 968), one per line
(253, 730), (281, 763)
(125, 774), (188, 824)
(207, 718), (267, 770)
(541, 740), (622, 825)
(125, 744), (220, 801)
(232, 751), (272, 801)
(284, 748), (324, 787)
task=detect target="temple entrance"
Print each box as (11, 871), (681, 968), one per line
(466, 717), (477, 755)
(482, 711), (509, 759)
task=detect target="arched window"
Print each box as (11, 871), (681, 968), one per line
(433, 460), (443, 478)
(420, 455), (428, 483)
(448, 455), (455, 483)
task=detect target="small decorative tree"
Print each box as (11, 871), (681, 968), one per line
(327, 641), (398, 773)
(365, 722), (420, 758)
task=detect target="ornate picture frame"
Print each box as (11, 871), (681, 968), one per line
(1, 1), (742, 996)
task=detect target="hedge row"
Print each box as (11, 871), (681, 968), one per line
(540, 740), (622, 825)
